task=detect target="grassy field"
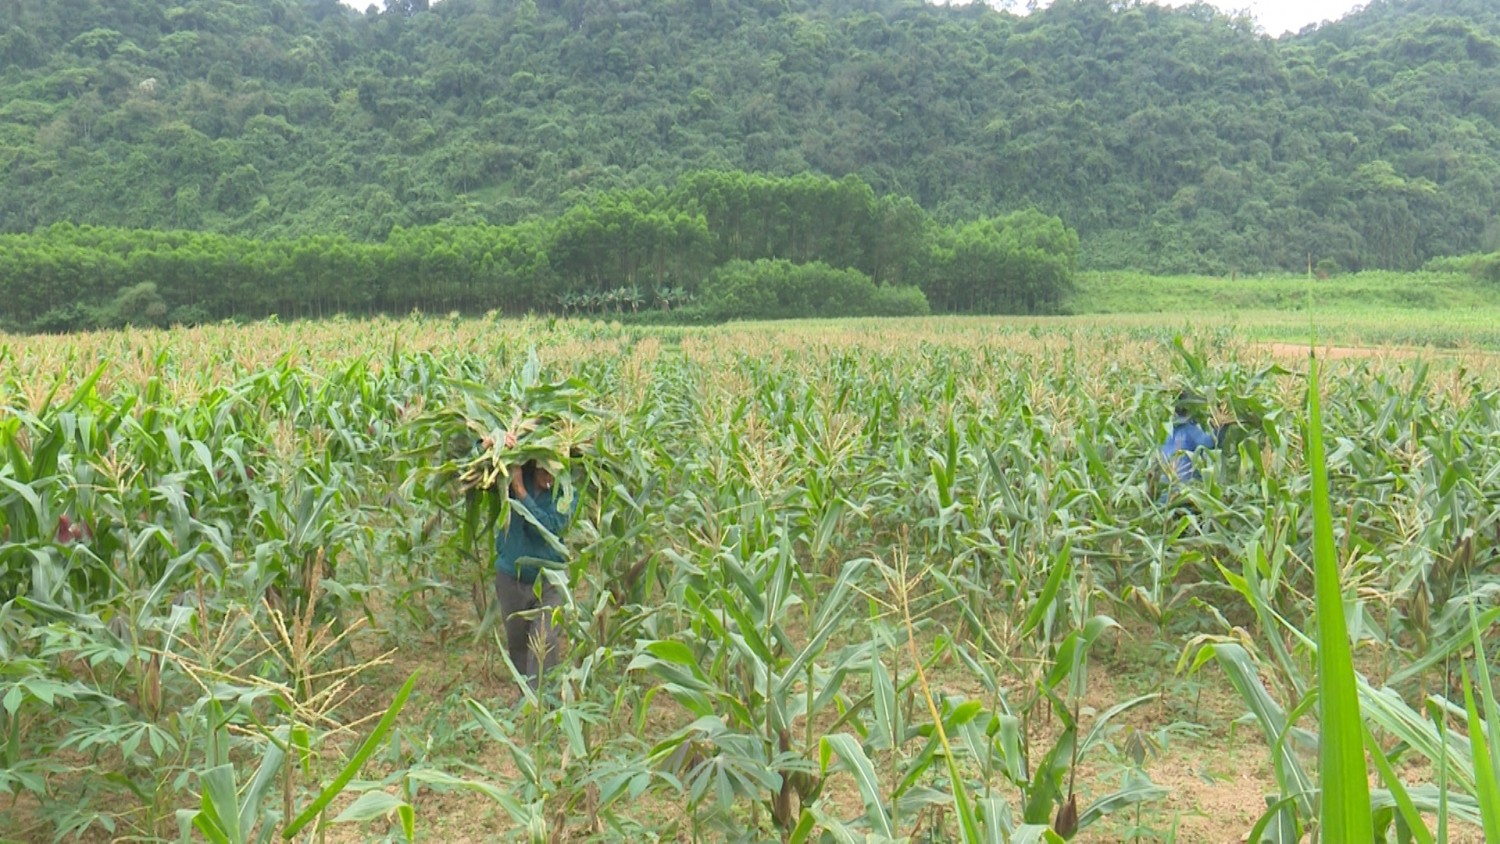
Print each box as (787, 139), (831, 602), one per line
(1068, 270), (1500, 349)
(2, 312), (1498, 843)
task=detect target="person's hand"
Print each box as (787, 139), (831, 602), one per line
(509, 464), (526, 498)
(504, 431), (517, 448)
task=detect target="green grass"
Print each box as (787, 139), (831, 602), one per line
(1067, 270), (1500, 349)
(505, 269), (1500, 355)
(1070, 270), (1491, 313)
(529, 269), (1500, 349)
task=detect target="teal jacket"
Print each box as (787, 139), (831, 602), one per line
(494, 483), (575, 584)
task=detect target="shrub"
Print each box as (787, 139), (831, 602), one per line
(868, 285), (931, 317)
(30, 303), (103, 333)
(168, 304), (214, 327)
(1421, 251), (1500, 282)
(699, 259), (929, 321)
(107, 281), (169, 328)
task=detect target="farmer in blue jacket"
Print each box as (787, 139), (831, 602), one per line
(494, 432), (576, 691)
(1158, 390), (1225, 503)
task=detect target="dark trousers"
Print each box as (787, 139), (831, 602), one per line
(494, 572), (561, 689)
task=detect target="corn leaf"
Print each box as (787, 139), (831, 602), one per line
(1305, 351), (1373, 842)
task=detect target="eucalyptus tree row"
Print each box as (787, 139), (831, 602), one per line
(0, 171), (1074, 334)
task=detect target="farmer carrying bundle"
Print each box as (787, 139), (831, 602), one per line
(1153, 382), (1268, 509)
(487, 426), (575, 692)
(409, 352), (603, 694)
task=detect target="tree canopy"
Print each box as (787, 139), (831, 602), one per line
(0, 170), (1079, 331)
(0, 0), (1497, 274)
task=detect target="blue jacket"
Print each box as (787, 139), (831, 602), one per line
(1160, 416), (1219, 485)
(495, 484), (575, 584)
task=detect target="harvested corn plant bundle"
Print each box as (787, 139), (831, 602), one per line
(403, 350), (605, 551)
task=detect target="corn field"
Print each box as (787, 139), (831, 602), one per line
(2, 315), (1498, 843)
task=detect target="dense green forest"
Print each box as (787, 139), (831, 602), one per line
(2, 0), (1499, 279)
(0, 171), (1080, 331)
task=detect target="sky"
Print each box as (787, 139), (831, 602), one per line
(338, 0), (1368, 38)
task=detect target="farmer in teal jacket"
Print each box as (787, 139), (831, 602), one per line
(494, 433), (576, 691)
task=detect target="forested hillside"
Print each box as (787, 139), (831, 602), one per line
(2, 0), (1499, 274)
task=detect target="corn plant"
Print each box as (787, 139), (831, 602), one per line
(4, 316), (1499, 842)
(631, 526), (866, 838)
(1187, 347), (1500, 842)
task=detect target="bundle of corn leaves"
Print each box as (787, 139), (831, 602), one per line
(449, 379), (602, 496)
(403, 350), (605, 555)
(1170, 333), (1287, 441)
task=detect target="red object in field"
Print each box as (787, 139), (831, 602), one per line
(56, 514), (90, 544)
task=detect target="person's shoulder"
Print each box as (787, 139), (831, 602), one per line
(542, 486), (576, 511)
